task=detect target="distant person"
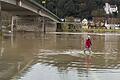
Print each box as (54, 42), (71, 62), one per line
(84, 35), (92, 54)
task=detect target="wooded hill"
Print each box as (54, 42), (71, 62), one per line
(34, 0), (120, 19)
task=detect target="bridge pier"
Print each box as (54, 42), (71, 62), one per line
(0, 1), (1, 32)
(11, 16), (14, 32)
(42, 16), (45, 33)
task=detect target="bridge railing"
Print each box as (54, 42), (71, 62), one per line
(28, 0), (61, 22)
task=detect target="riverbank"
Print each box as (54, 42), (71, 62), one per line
(48, 32), (120, 36)
(0, 29), (120, 36)
(60, 28), (120, 33)
(81, 29), (120, 33)
(59, 23), (120, 33)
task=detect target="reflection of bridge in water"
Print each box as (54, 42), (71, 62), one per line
(0, 0), (60, 33)
(0, 34), (36, 80)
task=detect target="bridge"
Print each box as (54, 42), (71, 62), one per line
(0, 0), (61, 32)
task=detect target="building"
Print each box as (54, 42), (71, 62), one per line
(82, 19), (88, 29)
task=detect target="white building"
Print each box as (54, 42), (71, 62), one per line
(82, 19), (88, 29)
(105, 20), (120, 29)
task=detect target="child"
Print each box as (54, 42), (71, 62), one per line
(84, 35), (92, 54)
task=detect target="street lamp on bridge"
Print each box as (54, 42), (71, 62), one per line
(42, 0), (46, 7)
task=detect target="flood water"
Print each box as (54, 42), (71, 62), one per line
(0, 32), (120, 80)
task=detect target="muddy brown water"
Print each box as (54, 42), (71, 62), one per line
(0, 32), (120, 80)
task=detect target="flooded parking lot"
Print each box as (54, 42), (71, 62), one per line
(0, 32), (120, 80)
